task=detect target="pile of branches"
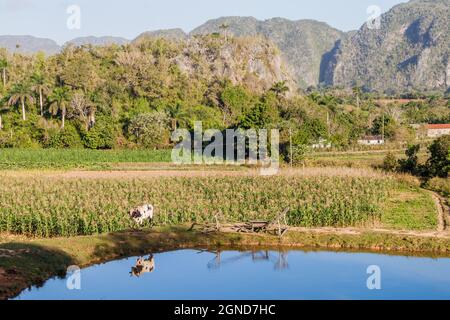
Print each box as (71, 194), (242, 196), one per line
(188, 208), (289, 238)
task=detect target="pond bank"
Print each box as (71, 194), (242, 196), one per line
(1, 225), (450, 300)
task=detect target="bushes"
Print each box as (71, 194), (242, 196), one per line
(44, 125), (83, 148)
(427, 178), (450, 198)
(128, 112), (170, 149)
(382, 152), (398, 172)
(82, 116), (116, 149)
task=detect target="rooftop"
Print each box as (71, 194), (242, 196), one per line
(426, 124), (450, 130)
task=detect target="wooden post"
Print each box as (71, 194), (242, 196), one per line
(289, 127), (293, 167)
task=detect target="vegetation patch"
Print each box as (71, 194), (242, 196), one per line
(381, 184), (437, 230)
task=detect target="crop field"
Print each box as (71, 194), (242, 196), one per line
(0, 171), (397, 237)
(0, 149), (172, 169)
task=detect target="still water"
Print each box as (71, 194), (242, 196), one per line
(15, 249), (450, 300)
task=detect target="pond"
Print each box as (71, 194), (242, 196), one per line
(14, 249), (450, 300)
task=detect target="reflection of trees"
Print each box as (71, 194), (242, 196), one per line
(202, 250), (289, 271)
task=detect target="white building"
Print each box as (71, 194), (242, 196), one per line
(426, 124), (450, 138)
(311, 138), (332, 149)
(357, 136), (385, 145)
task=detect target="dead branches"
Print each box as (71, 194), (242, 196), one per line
(189, 208), (290, 238)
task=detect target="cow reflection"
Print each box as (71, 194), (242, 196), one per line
(130, 254), (155, 277)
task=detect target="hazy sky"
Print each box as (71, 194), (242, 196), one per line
(0, 0), (408, 44)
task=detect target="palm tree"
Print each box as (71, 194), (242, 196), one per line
(31, 72), (50, 117)
(167, 103), (189, 130)
(8, 83), (34, 121)
(0, 90), (8, 130)
(270, 81), (289, 98)
(0, 59), (7, 87)
(352, 86), (362, 108)
(219, 23), (230, 41)
(49, 86), (71, 129)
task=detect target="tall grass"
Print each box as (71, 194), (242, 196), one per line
(0, 149), (172, 169)
(0, 175), (392, 237)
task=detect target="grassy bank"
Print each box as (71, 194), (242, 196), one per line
(2, 226), (450, 300)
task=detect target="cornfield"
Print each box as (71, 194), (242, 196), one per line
(0, 175), (392, 237)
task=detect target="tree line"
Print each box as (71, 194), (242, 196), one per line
(0, 36), (449, 159)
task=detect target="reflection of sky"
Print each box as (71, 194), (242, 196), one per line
(14, 250), (450, 300)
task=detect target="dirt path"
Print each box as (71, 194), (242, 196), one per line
(430, 192), (446, 232)
(31, 167), (385, 179)
(286, 226), (450, 239)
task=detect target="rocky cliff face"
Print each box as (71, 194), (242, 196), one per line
(191, 17), (344, 88)
(173, 35), (296, 94)
(324, 0), (450, 93)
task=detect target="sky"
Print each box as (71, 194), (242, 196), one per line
(0, 0), (408, 44)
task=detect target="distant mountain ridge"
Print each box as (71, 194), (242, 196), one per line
(0, 35), (60, 55)
(0, 0), (448, 93)
(323, 0), (450, 93)
(66, 36), (129, 47)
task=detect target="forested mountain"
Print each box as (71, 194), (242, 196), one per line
(323, 0), (450, 94)
(0, 0), (449, 94)
(66, 36), (129, 47)
(134, 29), (188, 41)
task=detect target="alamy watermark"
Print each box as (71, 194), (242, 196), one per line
(66, 265), (81, 290)
(366, 5), (382, 30)
(171, 122), (279, 176)
(366, 265), (382, 290)
(67, 4), (81, 30)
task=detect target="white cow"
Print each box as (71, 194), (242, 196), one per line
(129, 204), (154, 225)
(130, 254), (155, 277)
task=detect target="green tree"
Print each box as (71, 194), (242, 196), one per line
(31, 72), (50, 117)
(128, 112), (170, 149)
(8, 83), (35, 121)
(0, 58), (7, 87)
(398, 144), (421, 175)
(372, 114), (396, 139)
(426, 136), (450, 178)
(49, 86), (71, 129)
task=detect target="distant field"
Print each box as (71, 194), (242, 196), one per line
(306, 149), (428, 168)
(0, 148), (429, 170)
(0, 149), (172, 169)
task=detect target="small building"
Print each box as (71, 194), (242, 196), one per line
(311, 138), (332, 149)
(426, 124), (450, 138)
(357, 135), (385, 145)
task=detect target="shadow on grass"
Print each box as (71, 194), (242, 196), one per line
(0, 242), (76, 300)
(91, 226), (255, 263)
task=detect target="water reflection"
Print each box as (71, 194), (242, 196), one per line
(14, 249), (450, 300)
(130, 254), (155, 277)
(203, 250), (289, 270)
